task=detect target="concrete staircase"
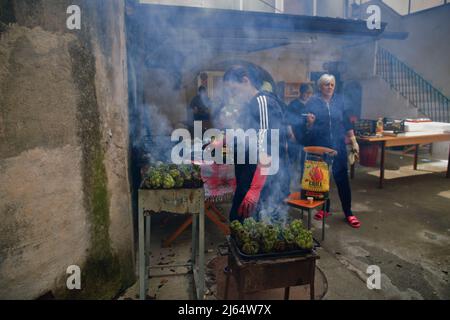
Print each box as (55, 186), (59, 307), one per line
(376, 46), (450, 123)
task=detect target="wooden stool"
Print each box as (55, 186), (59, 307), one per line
(285, 192), (327, 241)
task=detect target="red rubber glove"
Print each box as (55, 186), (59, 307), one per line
(238, 165), (267, 218)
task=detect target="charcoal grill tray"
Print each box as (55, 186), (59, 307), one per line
(227, 236), (320, 261)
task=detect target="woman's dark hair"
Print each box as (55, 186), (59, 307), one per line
(299, 83), (313, 95)
(223, 65), (263, 89)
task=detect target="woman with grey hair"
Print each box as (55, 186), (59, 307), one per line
(302, 74), (361, 228)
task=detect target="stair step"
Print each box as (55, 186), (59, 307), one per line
(412, 101), (447, 106)
(408, 100), (444, 105)
(377, 47), (449, 123)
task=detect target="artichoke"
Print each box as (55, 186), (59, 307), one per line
(242, 241), (259, 255)
(295, 229), (314, 250)
(149, 171), (162, 189)
(261, 239), (275, 253)
(263, 225), (278, 242)
(230, 220), (243, 232)
(258, 224), (278, 253)
(290, 219), (304, 236)
(274, 240), (286, 252)
(243, 217), (257, 231)
(168, 168), (183, 188)
(169, 168), (181, 179)
(191, 165), (202, 182)
(255, 221), (267, 239)
(174, 176), (184, 188)
(179, 165), (192, 180)
(282, 229), (295, 244)
(235, 228), (251, 247)
(162, 173), (175, 189)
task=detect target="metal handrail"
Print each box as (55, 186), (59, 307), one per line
(376, 46), (450, 123)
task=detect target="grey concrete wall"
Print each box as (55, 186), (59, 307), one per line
(0, 24), (88, 300)
(381, 5), (450, 97)
(0, 0), (134, 299)
(316, 0), (346, 18)
(359, 77), (418, 120)
(360, 1), (450, 97)
(140, 0), (347, 16)
(342, 41), (377, 82)
(284, 0), (313, 15)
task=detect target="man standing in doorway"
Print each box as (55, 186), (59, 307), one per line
(187, 86), (211, 132)
(286, 83), (314, 190)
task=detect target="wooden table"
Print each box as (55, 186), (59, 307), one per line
(352, 132), (450, 188)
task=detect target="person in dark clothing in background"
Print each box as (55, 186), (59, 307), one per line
(222, 65), (289, 223)
(187, 86), (211, 132)
(286, 83), (314, 189)
(302, 74), (361, 228)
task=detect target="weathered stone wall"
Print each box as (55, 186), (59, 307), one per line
(0, 0), (134, 299)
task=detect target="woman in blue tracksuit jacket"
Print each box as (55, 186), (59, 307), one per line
(302, 74), (361, 228)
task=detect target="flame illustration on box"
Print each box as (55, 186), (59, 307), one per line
(309, 166), (324, 183)
(301, 160), (330, 193)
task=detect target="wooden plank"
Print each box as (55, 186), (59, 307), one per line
(358, 133), (450, 146)
(163, 215), (193, 247)
(385, 134), (450, 147)
(205, 210), (230, 235)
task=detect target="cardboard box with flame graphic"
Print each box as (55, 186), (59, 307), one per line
(300, 160), (330, 200)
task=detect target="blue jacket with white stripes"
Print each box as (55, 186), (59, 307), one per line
(230, 91), (289, 222)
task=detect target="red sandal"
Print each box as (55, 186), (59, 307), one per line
(314, 210), (331, 221)
(347, 216), (361, 228)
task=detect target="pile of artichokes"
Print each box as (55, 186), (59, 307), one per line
(230, 218), (314, 256)
(141, 163), (203, 189)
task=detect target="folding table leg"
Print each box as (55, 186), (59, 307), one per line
(284, 287), (290, 300)
(138, 209), (145, 300)
(322, 201), (327, 241)
(414, 144), (419, 170)
(379, 142), (386, 189)
(191, 213), (198, 269)
(307, 209), (311, 230)
(447, 143), (450, 178)
(198, 204), (205, 300)
(145, 215), (151, 293)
